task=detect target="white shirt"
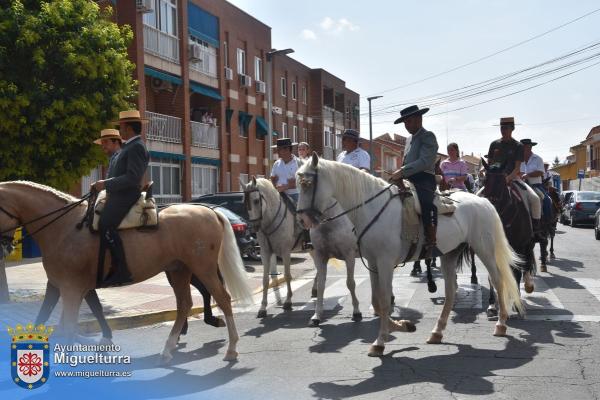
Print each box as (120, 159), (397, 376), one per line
(336, 147), (370, 170)
(270, 156), (299, 195)
(520, 153), (544, 185)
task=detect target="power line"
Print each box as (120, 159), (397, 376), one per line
(364, 7), (600, 98)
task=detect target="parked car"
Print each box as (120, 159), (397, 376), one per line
(563, 191), (600, 227)
(193, 192), (249, 221)
(187, 202), (259, 261)
(594, 208), (600, 240)
(559, 190), (577, 224)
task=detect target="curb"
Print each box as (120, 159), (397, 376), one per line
(78, 275), (290, 334)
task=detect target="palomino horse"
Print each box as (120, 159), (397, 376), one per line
(243, 177), (361, 325)
(297, 155), (523, 357)
(0, 181), (252, 362)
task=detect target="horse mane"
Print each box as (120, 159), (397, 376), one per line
(0, 181), (79, 204)
(255, 177), (281, 205)
(300, 159), (388, 213)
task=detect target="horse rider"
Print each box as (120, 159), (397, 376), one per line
(297, 142), (311, 162)
(270, 138), (300, 204)
(486, 117), (542, 238)
(91, 110), (149, 286)
(391, 105), (441, 258)
(520, 138), (552, 222)
(95, 128), (123, 177)
(440, 142), (469, 190)
(336, 129), (370, 171)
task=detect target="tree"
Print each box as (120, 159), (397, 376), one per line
(0, 0), (136, 190)
(552, 156), (561, 168)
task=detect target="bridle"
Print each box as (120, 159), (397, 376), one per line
(244, 187), (289, 237)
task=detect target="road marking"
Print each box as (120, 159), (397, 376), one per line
(525, 314), (600, 322)
(571, 278), (600, 304)
(521, 275), (564, 310)
(233, 277), (314, 313)
(301, 277), (368, 311)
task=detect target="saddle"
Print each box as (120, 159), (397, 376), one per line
(91, 182), (158, 231)
(400, 179), (457, 216)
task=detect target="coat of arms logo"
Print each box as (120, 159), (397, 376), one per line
(8, 323), (54, 390)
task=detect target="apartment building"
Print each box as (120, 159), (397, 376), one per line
(82, 0), (359, 202)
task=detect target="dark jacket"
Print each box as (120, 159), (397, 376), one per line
(106, 150), (121, 179)
(105, 136), (149, 194)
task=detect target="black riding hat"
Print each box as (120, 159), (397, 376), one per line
(394, 105), (429, 124)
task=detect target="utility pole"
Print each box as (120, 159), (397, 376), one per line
(367, 96), (383, 173)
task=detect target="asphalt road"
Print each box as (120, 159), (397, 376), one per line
(3, 223), (600, 400)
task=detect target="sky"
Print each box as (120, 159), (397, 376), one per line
(227, 0), (600, 164)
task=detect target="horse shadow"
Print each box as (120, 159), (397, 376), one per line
(309, 307), (424, 354)
(546, 257), (584, 273)
(244, 306), (341, 338)
(309, 338), (538, 399)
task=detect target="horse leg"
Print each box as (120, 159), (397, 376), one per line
(539, 235), (548, 273)
(311, 274), (318, 299)
(476, 251), (510, 336)
(486, 277), (498, 321)
(550, 231), (556, 259)
(425, 258), (437, 293)
(83, 289), (113, 344)
(282, 253), (293, 311)
(191, 274), (225, 328)
(470, 248), (478, 285)
(523, 246), (534, 293)
(58, 287), (84, 344)
(197, 267), (240, 361)
(410, 260), (421, 277)
(257, 247), (272, 318)
(35, 281), (61, 325)
(346, 256), (362, 322)
(309, 251), (327, 326)
(160, 267), (193, 365)
(427, 252), (458, 344)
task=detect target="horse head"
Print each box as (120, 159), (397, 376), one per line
(296, 152), (333, 229)
(242, 176), (264, 230)
(482, 166), (508, 204)
(0, 185), (21, 256)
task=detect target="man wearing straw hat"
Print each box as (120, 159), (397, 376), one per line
(94, 128), (123, 178)
(91, 110), (149, 286)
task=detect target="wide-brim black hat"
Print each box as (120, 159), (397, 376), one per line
(394, 105), (429, 124)
(338, 129), (360, 141)
(271, 138), (298, 149)
(520, 138), (537, 146)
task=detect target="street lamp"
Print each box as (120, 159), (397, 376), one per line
(266, 48), (294, 170)
(265, 48), (293, 276)
(367, 95), (383, 173)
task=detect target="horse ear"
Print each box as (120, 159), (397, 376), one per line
(252, 176), (257, 186)
(311, 151), (319, 168)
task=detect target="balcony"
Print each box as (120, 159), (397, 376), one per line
(191, 121), (219, 149)
(189, 47), (218, 78)
(143, 24), (180, 64)
(154, 195), (183, 205)
(145, 111), (182, 144)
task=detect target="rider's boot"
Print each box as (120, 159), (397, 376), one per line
(423, 224), (443, 259)
(102, 228), (133, 287)
(532, 218), (543, 241)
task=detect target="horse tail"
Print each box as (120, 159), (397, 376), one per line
(214, 210), (254, 306)
(490, 209), (525, 316)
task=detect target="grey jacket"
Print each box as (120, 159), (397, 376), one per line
(105, 136), (149, 193)
(401, 127), (438, 177)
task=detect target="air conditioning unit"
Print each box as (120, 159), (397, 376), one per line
(136, 0), (154, 13)
(150, 77), (174, 92)
(224, 67), (233, 81)
(272, 106), (283, 115)
(188, 43), (202, 61)
(256, 80), (266, 93)
(239, 74), (252, 88)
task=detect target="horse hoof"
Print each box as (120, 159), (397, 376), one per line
(400, 320), (417, 333)
(410, 270), (419, 277)
(368, 345), (385, 357)
(216, 317), (226, 327)
(524, 282), (534, 294)
(540, 265), (547, 273)
(309, 319), (320, 327)
(311, 289), (318, 298)
(486, 308), (498, 321)
(428, 282), (437, 293)
(493, 325), (507, 337)
(352, 312), (363, 322)
(98, 337), (114, 346)
(550, 253), (555, 260)
(426, 332), (443, 344)
(471, 277), (478, 285)
(158, 353), (173, 366)
(283, 302), (293, 311)
(257, 309), (267, 318)
(223, 350), (238, 362)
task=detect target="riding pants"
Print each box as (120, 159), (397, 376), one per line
(531, 183), (552, 218)
(408, 172), (437, 227)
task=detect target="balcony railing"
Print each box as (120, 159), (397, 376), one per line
(191, 121), (219, 149)
(189, 47), (218, 78)
(143, 24), (180, 64)
(155, 195), (182, 205)
(145, 111), (182, 144)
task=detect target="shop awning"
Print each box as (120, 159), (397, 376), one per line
(190, 81), (223, 101)
(144, 67), (182, 85)
(149, 151), (186, 161)
(191, 156), (221, 166)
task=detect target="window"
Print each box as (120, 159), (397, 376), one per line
(280, 77), (287, 97)
(291, 82), (297, 100)
(239, 173), (249, 191)
(335, 129), (342, 150)
(292, 126), (298, 143)
(237, 48), (246, 75)
(223, 41), (229, 67)
(282, 122), (288, 138)
(302, 86), (307, 104)
(303, 127), (308, 142)
(143, 0), (178, 36)
(191, 165), (218, 197)
(148, 159), (182, 204)
(254, 57), (263, 82)
(324, 127), (332, 148)
(385, 154), (396, 171)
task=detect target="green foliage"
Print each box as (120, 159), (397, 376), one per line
(0, 0), (136, 190)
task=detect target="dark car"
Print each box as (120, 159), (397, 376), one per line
(564, 191), (600, 227)
(594, 208), (600, 240)
(193, 192), (249, 221)
(188, 202), (259, 260)
(559, 190), (577, 224)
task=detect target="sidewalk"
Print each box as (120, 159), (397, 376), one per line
(0, 255), (314, 334)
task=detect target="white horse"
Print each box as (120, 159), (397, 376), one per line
(296, 155), (524, 357)
(243, 177), (361, 324)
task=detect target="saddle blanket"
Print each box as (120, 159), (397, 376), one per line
(401, 180), (457, 216)
(92, 190), (158, 231)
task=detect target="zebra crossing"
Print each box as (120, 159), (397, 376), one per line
(232, 265), (600, 323)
